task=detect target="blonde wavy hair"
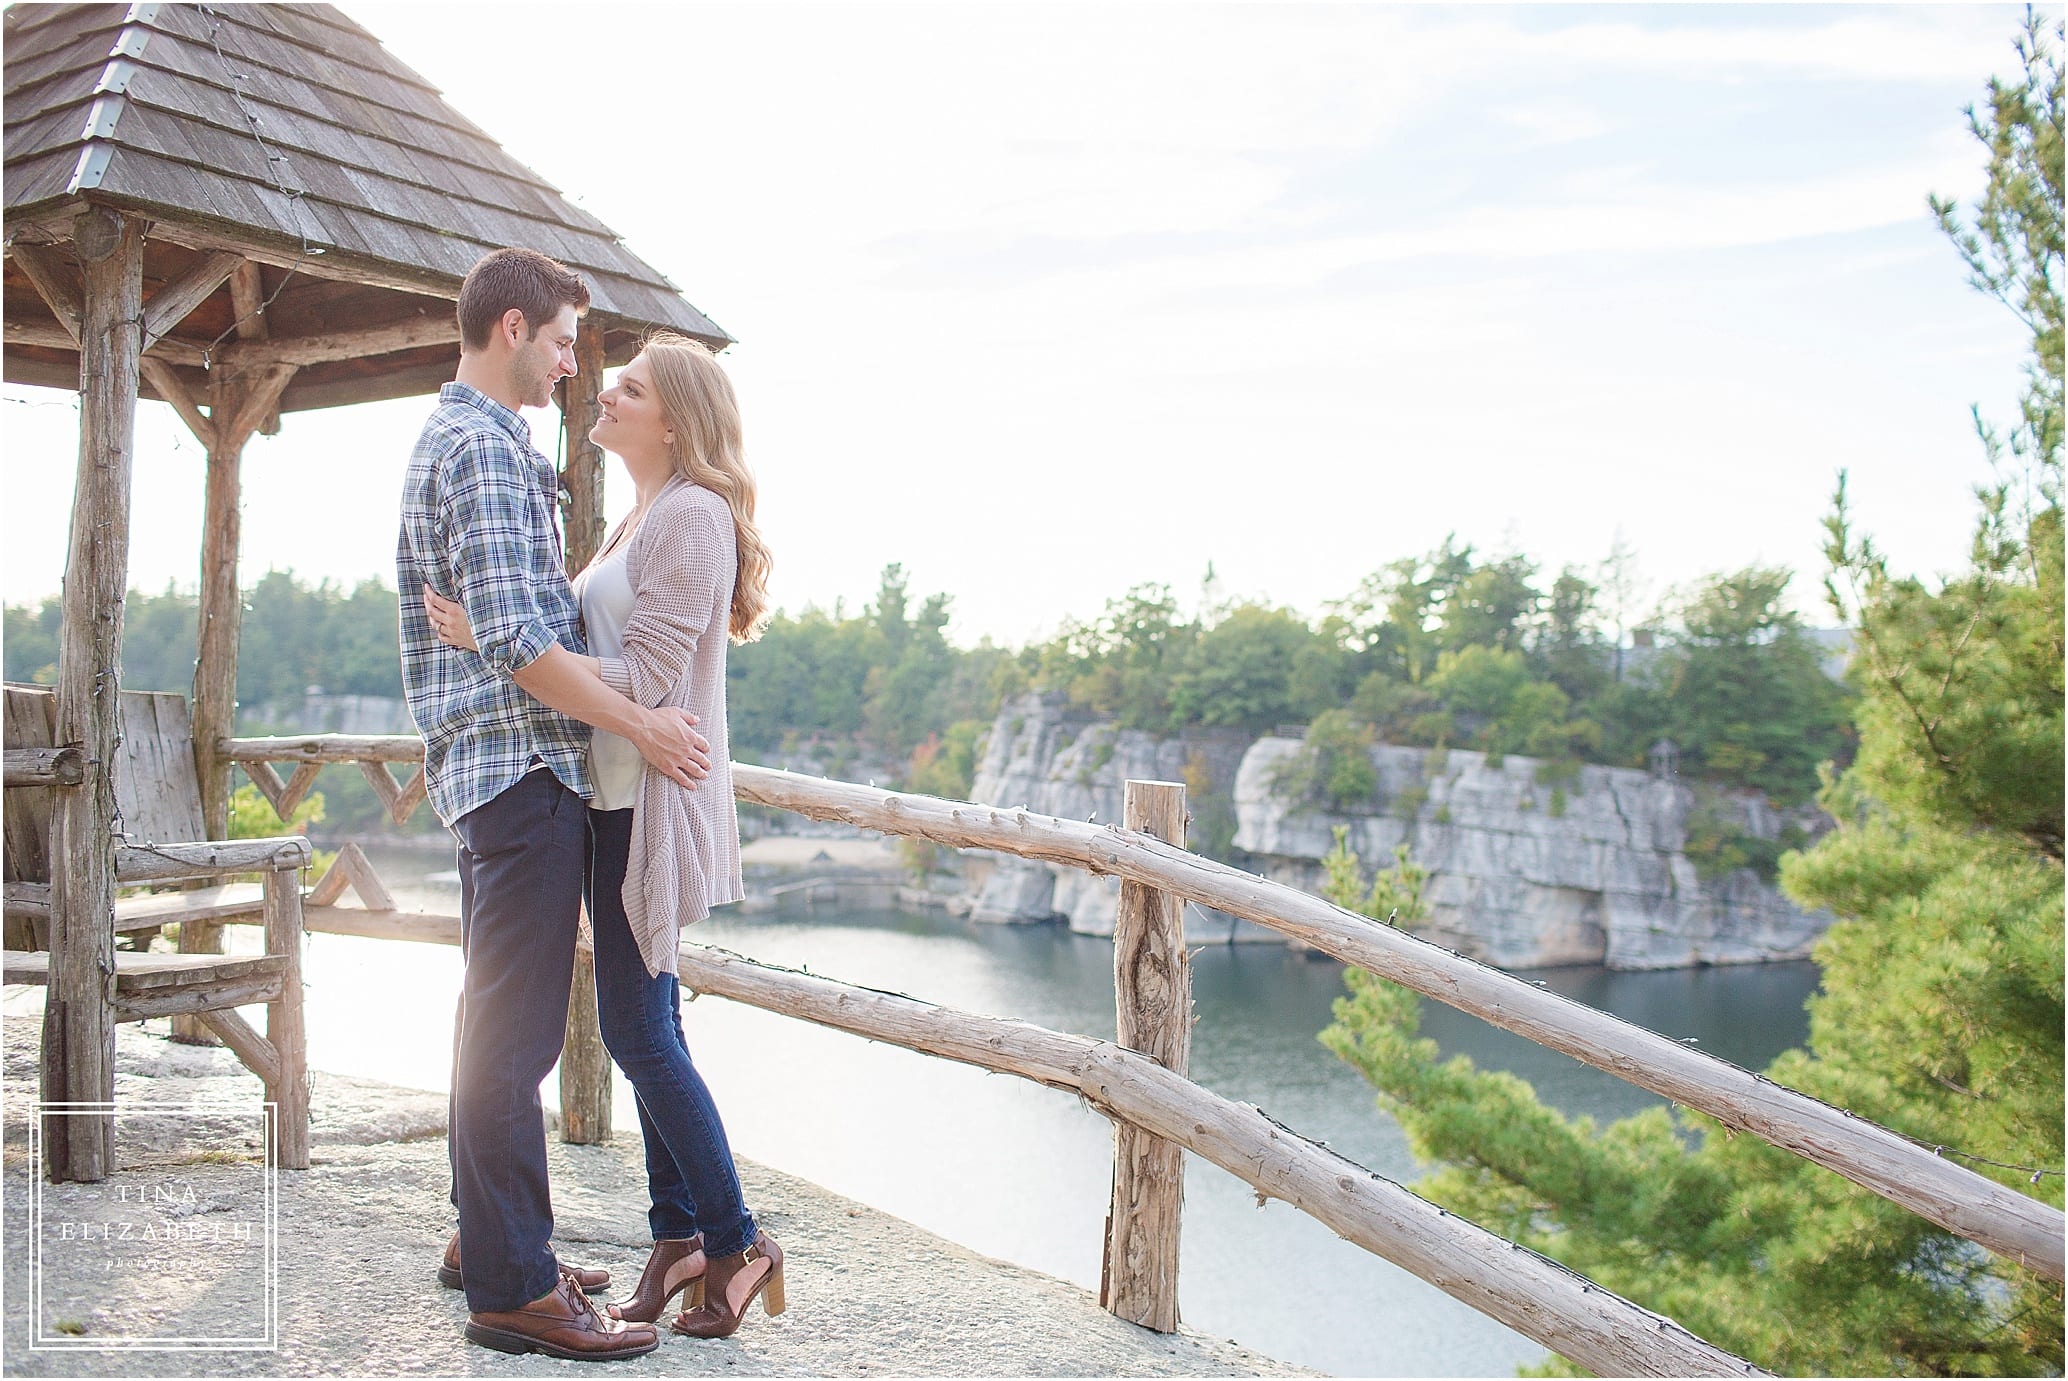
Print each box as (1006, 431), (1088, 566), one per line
(641, 333), (772, 642)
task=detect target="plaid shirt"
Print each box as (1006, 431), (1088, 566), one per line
(396, 382), (592, 825)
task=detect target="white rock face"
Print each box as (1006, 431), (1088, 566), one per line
(965, 693), (1833, 969)
(1234, 738), (1832, 970)
(965, 695), (1275, 940)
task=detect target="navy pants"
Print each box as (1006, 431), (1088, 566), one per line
(587, 808), (757, 1257)
(449, 768), (587, 1312)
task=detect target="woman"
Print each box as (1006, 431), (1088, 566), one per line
(424, 332), (782, 1340)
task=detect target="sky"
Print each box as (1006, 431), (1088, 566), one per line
(1, 2), (2048, 647)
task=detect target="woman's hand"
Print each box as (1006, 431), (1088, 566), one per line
(423, 584), (480, 652)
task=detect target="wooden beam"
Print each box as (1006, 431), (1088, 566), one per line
(4, 745), (85, 787)
(10, 241), (84, 343)
(348, 759), (427, 827)
(1101, 780), (1190, 1332)
(114, 972), (285, 1021)
(239, 759), (321, 821)
(184, 351), (300, 854)
(302, 905), (459, 946)
(2, 199), (92, 244)
(220, 362), (299, 448)
(227, 260), (276, 435)
(221, 734), (426, 763)
(7, 318), (208, 367)
(729, 764), (2068, 1283)
(191, 737), (2068, 1280)
(261, 891), (1763, 1372)
(138, 356), (215, 450)
(140, 251), (241, 353)
(178, 353), (274, 1045)
(212, 313), (459, 370)
(2, 353), (86, 393)
(194, 1007), (280, 1088)
(673, 943), (1767, 1378)
(305, 841), (396, 911)
(115, 836), (310, 884)
(263, 867), (310, 1170)
(558, 322), (610, 1147)
(43, 209), (143, 1183)
(228, 260), (268, 341)
(560, 322), (607, 569)
(6, 295), (455, 374)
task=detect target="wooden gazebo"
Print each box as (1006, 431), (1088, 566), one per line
(3, 1), (730, 1180)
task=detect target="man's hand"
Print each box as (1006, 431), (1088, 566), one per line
(507, 646), (711, 789)
(630, 707), (712, 788)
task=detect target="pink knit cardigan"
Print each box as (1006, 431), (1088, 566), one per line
(592, 475), (745, 977)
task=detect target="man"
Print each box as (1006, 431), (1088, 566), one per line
(397, 248), (705, 1361)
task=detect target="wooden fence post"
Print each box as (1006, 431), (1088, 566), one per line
(557, 327), (611, 1144)
(262, 864), (310, 1170)
(1100, 778), (1190, 1331)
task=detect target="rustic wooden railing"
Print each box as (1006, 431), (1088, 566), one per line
(216, 733), (2067, 1374)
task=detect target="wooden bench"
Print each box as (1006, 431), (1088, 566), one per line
(3, 683), (311, 1168)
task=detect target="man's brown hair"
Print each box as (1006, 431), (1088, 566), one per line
(456, 248), (590, 350)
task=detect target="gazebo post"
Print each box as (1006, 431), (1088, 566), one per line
(43, 209), (145, 1183)
(557, 325), (612, 1143)
(193, 260), (286, 838)
(177, 321), (298, 1043)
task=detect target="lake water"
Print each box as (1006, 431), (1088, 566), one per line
(299, 852), (1821, 1378)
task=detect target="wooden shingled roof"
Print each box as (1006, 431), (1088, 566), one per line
(2, 2), (731, 414)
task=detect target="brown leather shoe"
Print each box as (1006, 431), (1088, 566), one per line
(608, 1235), (707, 1324)
(673, 1231), (784, 1339)
(441, 1230), (610, 1294)
(466, 1266), (658, 1361)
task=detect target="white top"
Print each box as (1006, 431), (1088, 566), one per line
(572, 542), (643, 811)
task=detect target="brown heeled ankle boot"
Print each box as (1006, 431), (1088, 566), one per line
(607, 1235), (707, 1323)
(671, 1232), (783, 1339)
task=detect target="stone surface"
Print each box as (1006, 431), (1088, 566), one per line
(964, 694), (1833, 970)
(1, 1016), (1306, 1378)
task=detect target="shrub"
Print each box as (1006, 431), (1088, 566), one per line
(1270, 709), (1378, 811)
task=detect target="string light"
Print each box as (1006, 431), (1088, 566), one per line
(192, 5), (322, 368)
(1925, 1143), (2063, 1182)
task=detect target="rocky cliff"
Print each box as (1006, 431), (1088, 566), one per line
(962, 695), (1270, 942)
(964, 693), (1833, 970)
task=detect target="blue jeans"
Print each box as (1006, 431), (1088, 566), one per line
(449, 769), (587, 1312)
(587, 808), (757, 1257)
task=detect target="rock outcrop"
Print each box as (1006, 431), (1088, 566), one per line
(964, 693), (1834, 970)
(963, 695), (1270, 942)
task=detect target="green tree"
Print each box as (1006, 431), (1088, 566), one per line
(1320, 21), (2064, 1374)
(1645, 567), (1852, 802)
(906, 718), (987, 800)
(1441, 552), (1539, 654)
(1170, 603), (1323, 733)
(2, 596), (62, 684)
(1271, 708), (1378, 811)
(1537, 566), (1610, 704)
(1030, 583), (1199, 729)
